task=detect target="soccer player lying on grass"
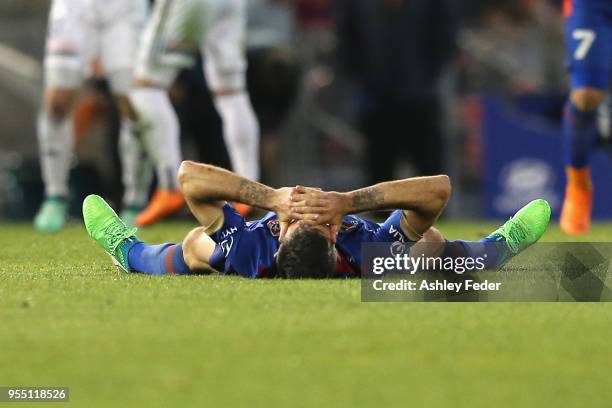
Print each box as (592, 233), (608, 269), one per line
(83, 161), (551, 278)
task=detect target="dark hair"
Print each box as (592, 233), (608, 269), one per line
(276, 226), (336, 279)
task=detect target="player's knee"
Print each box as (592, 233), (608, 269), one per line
(570, 88), (607, 111)
(421, 227), (445, 243)
(45, 89), (76, 119)
(182, 227), (206, 270)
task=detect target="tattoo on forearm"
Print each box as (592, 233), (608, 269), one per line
(351, 187), (385, 212)
(237, 179), (271, 206)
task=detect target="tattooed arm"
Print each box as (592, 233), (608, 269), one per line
(290, 176), (452, 239)
(178, 161), (292, 234)
(346, 176), (451, 215)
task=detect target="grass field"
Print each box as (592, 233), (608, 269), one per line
(1, 220), (612, 407)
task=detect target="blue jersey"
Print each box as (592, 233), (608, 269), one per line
(564, 0), (612, 90)
(210, 204), (411, 279)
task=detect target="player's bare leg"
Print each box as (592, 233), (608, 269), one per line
(181, 227), (219, 273)
(560, 88), (606, 235)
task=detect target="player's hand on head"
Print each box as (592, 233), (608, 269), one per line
(271, 187), (296, 239)
(289, 186), (347, 242)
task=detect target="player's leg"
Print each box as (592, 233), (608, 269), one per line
(128, 0), (200, 227)
(115, 92), (155, 226)
(126, 226), (219, 275)
(203, 0), (260, 184)
(560, 0), (610, 234)
(82, 194), (209, 275)
(122, 160), (247, 275)
(99, 0), (154, 226)
(130, 82), (184, 228)
(83, 188), (225, 275)
(415, 199), (552, 269)
(35, 0), (89, 232)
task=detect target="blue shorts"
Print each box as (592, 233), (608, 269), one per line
(565, 0), (612, 90)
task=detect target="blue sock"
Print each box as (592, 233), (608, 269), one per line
(563, 100), (597, 168)
(444, 239), (502, 269)
(127, 243), (192, 275)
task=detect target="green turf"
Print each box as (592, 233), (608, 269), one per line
(1, 221), (612, 407)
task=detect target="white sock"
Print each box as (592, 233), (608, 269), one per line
(130, 88), (181, 190)
(37, 111), (74, 198)
(119, 119), (154, 208)
(214, 93), (260, 181)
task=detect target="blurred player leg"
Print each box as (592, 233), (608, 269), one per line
(36, 88), (79, 232)
(204, 0), (260, 216)
(130, 0), (193, 227)
(212, 93), (260, 182)
(129, 86), (184, 227)
(98, 0), (153, 226)
(204, 0), (260, 177)
(560, 0), (610, 235)
(117, 106), (154, 226)
(35, 0), (91, 232)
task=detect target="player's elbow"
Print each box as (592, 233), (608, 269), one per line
(178, 160), (197, 197)
(421, 175), (451, 219)
(434, 175), (452, 204)
(426, 175), (451, 215)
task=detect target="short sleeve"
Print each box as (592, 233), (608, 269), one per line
(372, 210), (411, 243)
(211, 203), (247, 243)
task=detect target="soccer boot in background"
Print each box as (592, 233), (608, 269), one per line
(34, 197), (68, 233)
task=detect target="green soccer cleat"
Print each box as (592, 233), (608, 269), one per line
(83, 195), (139, 272)
(34, 198), (67, 233)
(485, 199), (552, 264)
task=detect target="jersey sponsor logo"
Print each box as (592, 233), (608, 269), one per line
(220, 236), (234, 256)
(267, 220), (281, 237)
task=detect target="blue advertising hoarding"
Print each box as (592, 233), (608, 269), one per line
(483, 96), (612, 219)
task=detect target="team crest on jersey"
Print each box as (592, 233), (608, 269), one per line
(220, 236), (234, 256)
(267, 220), (281, 237)
(340, 219), (359, 234)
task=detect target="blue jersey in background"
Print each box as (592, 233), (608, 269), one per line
(564, 0), (612, 89)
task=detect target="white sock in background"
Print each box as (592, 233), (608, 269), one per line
(37, 111), (74, 198)
(130, 87), (181, 190)
(214, 92), (260, 181)
(119, 119), (154, 209)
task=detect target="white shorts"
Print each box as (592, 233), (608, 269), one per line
(135, 0), (247, 91)
(44, 0), (148, 93)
